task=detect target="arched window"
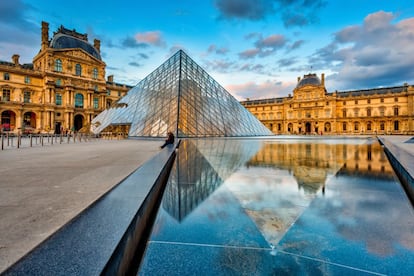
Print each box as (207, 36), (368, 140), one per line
(354, 122), (359, 131)
(93, 68), (98, 79)
(367, 122), (372, 131)
(75, 64), (82, 76)
(75, 93), (84, 108)
(55, 59), (62, 72)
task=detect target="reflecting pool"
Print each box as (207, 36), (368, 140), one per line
(138, 138), (414, 275)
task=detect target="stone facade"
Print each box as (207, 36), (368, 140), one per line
(0, 21), (132, 134)
(241, 73), (414, 135)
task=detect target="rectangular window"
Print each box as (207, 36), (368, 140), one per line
(24, 91), (31, 103)
(56, 94), (62, 105)
(93, 98), (99, 109)
(4, 73), (10, 80)
(106, 90), (111, 96)
(24, 76), (30, 84)
(343, 122), (347, 131)
(367, 109), (371, 117)
(343, 109), (347, 118)
(118, 91), (121, 97)
(394, 97), (398, 102)
(367, 99), (371, 104)
(2, 89), (10, 101)
(394, 121), (399, 131)
(394, 107), (399, 116)
(380, 98), (384, 103)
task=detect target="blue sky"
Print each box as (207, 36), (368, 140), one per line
(1, 0), (413, 100)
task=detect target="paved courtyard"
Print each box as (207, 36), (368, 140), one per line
(0, 138), (161, 273)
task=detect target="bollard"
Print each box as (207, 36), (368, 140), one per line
(51, 134), (53, 145)
(1, 134), (3, 150)
(7, 133), (9, 146)
(41, 134), (44, 146)
(17, 134), (20, 148)
(30, 134), (33, 147)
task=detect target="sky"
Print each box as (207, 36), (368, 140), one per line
(1, 0), (414, 100)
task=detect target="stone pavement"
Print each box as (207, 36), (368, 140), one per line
(0, 138), (161, 273)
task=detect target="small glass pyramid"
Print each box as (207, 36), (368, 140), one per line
(91, 50), (272, 137)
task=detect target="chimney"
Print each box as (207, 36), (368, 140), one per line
(297, 76), (301, 83)
(41, 21), (49, 51)
(107, 75), (114, 83)
(94, 39), (101, 53)
(12, 54), (20, 66)
(321, 73), (325, 86)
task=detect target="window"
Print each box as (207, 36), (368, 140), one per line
(24, 76), (30, 84)
(56, 93), (62, 105)
(367, 99), (371, 104)
(380, 98), (384, 103)
(75, 64), (82, 76)
(354, 122), (359, 131)
(342, 109), (347, 118)
(367, 108), (371, 117)
(92, 68), (98, 79)
(93, 97), (99, 109)
(23, 91), (31, 103)
(94, 85), (98, 92)
(56, 79), (62, 86)
(55, 59), (62, 72)
(342, 122), (347, 131)
(75, 93), (84, 108)
(379, 107), (385, 116)
(278, 124), (281, 131)
(353, 108), (359, 117)
(2, 89), (10, 101)
(394, 121), (399, 131)
(394, 107), (399, 116)
(106, 89), (111, 96)
(355, 100), (358, 104)
(4, 72), (10, 80)
(380, 122), (385, 131)
(118, 91), (121, 97)
(367, 122), (372, 131)
(343, 101), (346, 105)
(394, 97), (398, 102)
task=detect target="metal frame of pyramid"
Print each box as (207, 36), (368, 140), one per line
(91, 50), (273, 138)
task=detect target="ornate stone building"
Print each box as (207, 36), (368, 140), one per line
(0, 21), (132, 134)
(241, 73), (414, 135)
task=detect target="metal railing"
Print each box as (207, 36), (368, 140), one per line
(0, 133), (98, 150)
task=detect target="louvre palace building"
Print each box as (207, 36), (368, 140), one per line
(0, 21), (131, 134)
(241, 73), (414, 135)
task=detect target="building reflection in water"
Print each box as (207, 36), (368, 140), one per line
(162, 139), (262, 221)
(160, 138), (395, 246)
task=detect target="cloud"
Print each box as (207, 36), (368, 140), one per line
(121, 36), (148, 49)
(226, 79), (295, 100)
(310, 11), (414, 90)
(135, 31), (166, 47)
(239, 33), (287, 58)
(214, 0), (326, 28)
(128, 62), (141, 67)
(238, 48), (260, 59)
(207, 44), (229, 55)
(214, 0), (275, 21)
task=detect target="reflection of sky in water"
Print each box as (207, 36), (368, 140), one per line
(139, 139), (414, 275)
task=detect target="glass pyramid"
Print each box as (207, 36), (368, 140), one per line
(91, 50), (272, 137)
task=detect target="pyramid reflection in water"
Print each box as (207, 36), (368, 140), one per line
(91, 50), (272, 137)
